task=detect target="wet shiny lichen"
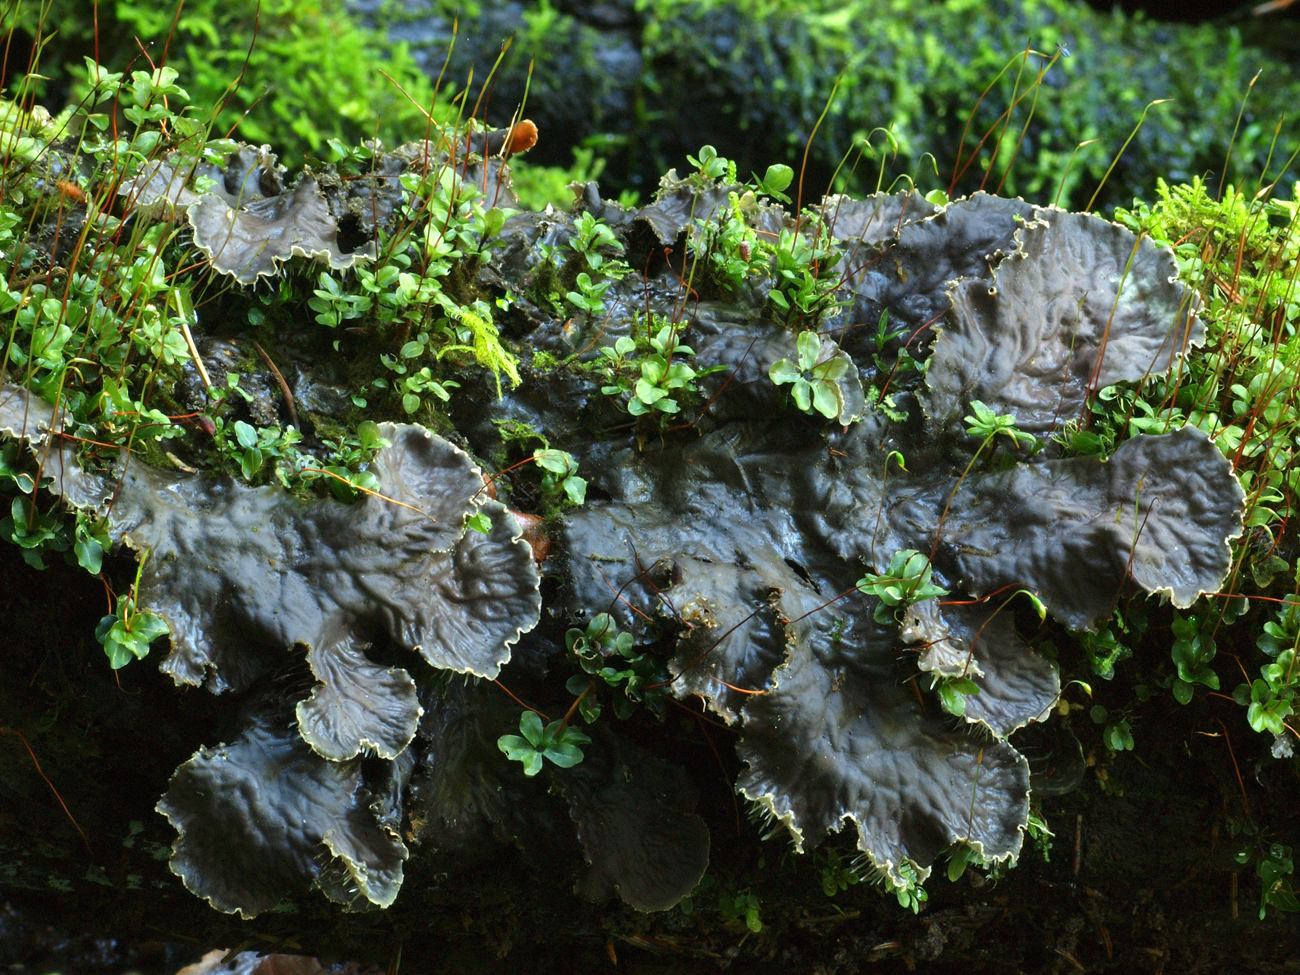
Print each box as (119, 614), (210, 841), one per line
(544, 190), (1241, 885)
(0, 382), (541, 913)
(0, 156), (1246, 914)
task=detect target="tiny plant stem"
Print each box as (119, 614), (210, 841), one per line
(556, 683), (591, 734)
(252, 341), (297, 429)
(298, 468), (431, 518)
(939, 583), (1022, 607)
(158, 0), (186, 71)
(964, 747), (985, 843)
(824, 133), (865, 198)
(648, 600), (778, 691)
(124, 547), (151, 629)
(474, 454), (543, 501)
(492, 679), (548, 721)
(181, 320), (211, 393)
(685, 706), (742, 835)
(870, 451), (907, 567)
(995, 54), (1050, 196)
(795, 73), (843, 234)
(0, 726), (92, 853)
(1085, 99), (1174, 213)
(870, 127), (898, 195)
(627, 548), (684, 624)
(708, 676), (768, 695)
(590, 557), (658, 624)
(950, 50), (1023, 195)
(961, 590), (1023, 678)
(468, 35), (513, 130)
(1080, 234), (1144, 426)
(1105, 478), (1154, 622)
(953, 49), (1058, 192)
(980, 42), (1031, 193)
(212, 0), (262, 120)
(1214, 717), (1252, 821)
(1218, 70), (1261, 202)
(929, 434), (993, 563)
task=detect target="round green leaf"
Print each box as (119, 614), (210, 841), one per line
(519, 710), (545, 746)
(770, 358), (801, 385)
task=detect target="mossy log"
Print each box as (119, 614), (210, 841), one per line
(366, 0), (1300, 210)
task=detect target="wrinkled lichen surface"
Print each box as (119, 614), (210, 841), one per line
(0, 145), (1244, 918)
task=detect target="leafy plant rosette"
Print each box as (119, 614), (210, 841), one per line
(769, 330), (854, 421)
(497, 710), (592, 777)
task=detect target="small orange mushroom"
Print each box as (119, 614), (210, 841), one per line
(507, 119), (538, 155)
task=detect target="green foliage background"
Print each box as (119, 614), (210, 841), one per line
(9, 0), (1300, 209)
(376, 0), (1300, 209)
(3, 0), (436, 160)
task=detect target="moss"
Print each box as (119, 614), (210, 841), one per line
(301, 412), (348, 445)
(529, 349), (564, 374)
(493, 418), (548, 451)
(394, 0), (1300, 212)
(524, 258), (564, 316)
(3, 0), (442, 167)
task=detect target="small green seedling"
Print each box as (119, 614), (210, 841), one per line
(1090, 705), (1135, 751)
(568, 211), (625, 272)
(0, 495), (67, 569)
(72, 510), (112, 575)
(566, 613), (668, 719)
(964, 399), (1038, 450)
(947, 844), (982, 882)
(1080, 624), (1133, 680)
(599, 324), (716, 419)
(770, 330), (851, 420)
(687, 144), (730, 183)
(754, 163), (794, 203)
(1170, 609), (1219, 704)
(820, 850), (860, 896)
(893, 862), (928, 913)
(97, 595), (170, 669)
(497, 710), (590, 777)
(1233, 648), (1297, 735)
(1257, 595), (1300, 658)
(0, 442), (35, 495)
(534, 448), (587, 505)
(95, 551), (169, 669)
(767, 228), (844, 324)
(719, 891), (763, 932)
(565, 271), (612, 317)
(856, 549), (948, 623)
(631, 326), (700, 416)
(931, 674), (981, 717)
(1236, 844), (1299, 919)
